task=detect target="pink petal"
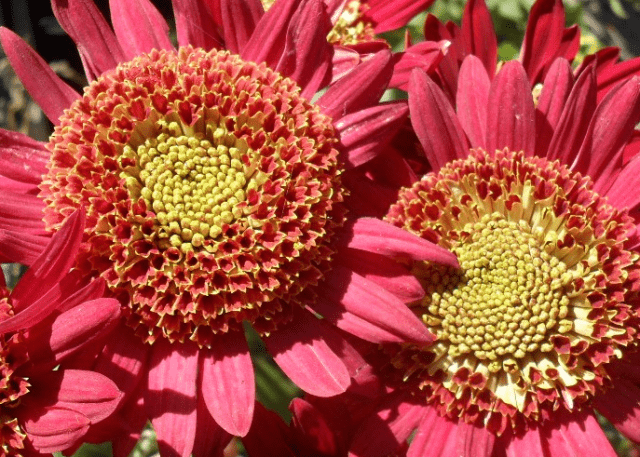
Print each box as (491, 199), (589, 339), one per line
(503, 427), (545, 457)
(594, 378), (640, 443)
(338, 217), (459, 266)
(520, 0), (566, 85)
(546, 64), (596, 163)
(311, 265), (435, 344)
(535, 57), (574, 156)
(22, 407), (90, 453)
(557, 25), (581, 64)
(365, 0), (435, 33)
(24, 297), (120, 370)
(172, 0), (222, 50)
(572, 76), (640, 194)
(542, 409), (617, 457)
(200, 331), (255, 436)
(456, 55), (490, 149)
(241, 0), (300, 68)
(409, 68), (470, 170)
(192, 395), (232, 457)
(460, 0), (497, 77)
(0, 231), (48, 266)
(290, 398), (337, 455)
(219, 0), (262, 54)
(0, 209), (85, 331)
(389, 40), (449, 91)
(455, 421), (495, 457)
(51, 0), (125, 80)
(597, 55), (640, 102)
(0, 192), (46, 234)
(0, 27), (80, 124)
(349, 395), (427, 457)
(336, 247), (424, 303)
(146, 340), (198, 457)
(34, 369), (122, 423)
(276, 0), (332, 99)
(336, 102), (408, 168)
(109, 0), (173, 59)
(317, 49), (392, 121)
(485, 60), (536, 156)
(243, 402), (295, 457)
(0, 129), (49, 183)
(407, 408), (458, 457)
(265, 309), (350, 397)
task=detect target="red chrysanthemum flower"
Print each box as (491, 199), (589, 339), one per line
(0, 210), (122, 456)
(0, 0), (456, 455)
(333, 9), (640, 457)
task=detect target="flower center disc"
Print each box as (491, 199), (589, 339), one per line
(385, 149), (640, 433)
(41, 47), (345, 347)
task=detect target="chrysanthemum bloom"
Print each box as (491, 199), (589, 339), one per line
(0, 209), (122, 455)
(335, 44), (640, 454)
(0, 0), (457, 455)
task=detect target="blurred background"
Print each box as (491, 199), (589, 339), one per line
(0, 0), (639, 455)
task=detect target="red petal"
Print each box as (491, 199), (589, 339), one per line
(265, 310), (350, 397)
(339, 217), (459, 266)
(51, 0), (125, 80)
(546, 64), (596, 163)
(146, 340), (198, 457)
(520, 0), (566, 85)
(597, 55), (640, 102)
(172, 0), (222, 50)
(557, 24), (581, 64)
(311, 265), (435, 344)
(317, 49), (392, 120)
(606, 153), (640, 210)
(460, 0), (497, 77)
(276, 0), (332, 99)
(455, 421), (495, 457)
(407, 409), (457, 456)
(219, 0), (262, 54)
(290, 398), (337, 455)
(192, 395), (232, 457)
(594, 378), (640, 443)
(535, 57), (574, 156)
(200, 331), (255, 436)
(22, 407), (89, 453)
(541, 409), (617, 457)
(572, 76), (640, 194)
(503, 427), (545, 457)
(389, 40), (448, 91)
(0, 27), (80, 124)
(243, 402), (295, 457)
(0, 128), (49, 184)
(409, 68), (469, 171)
(456, 55), (490, 149)
(365, 0), (435, 33)
(240, 0), (300, 67)
(0, 231), (48, 266)
(349, 395), (427, 457)
(486, 60), (536, 156)
(109, 0), (173, 59)
(336, 102), (408, 168)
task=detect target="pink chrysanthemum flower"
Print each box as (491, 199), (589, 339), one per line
(0, 210), (122, 455)
(0, 0), (455, 455)
(332, 12), (640, 457)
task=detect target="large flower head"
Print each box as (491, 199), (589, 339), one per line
(0, 210), (122, 456)
(337, 3), (640, 456)
(0, 0), (454, 455)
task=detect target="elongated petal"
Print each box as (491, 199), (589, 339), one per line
(535, 57), (574, 156)
(218, 0), (262, 54)
(597, 55), (640, 101)
(317, 50), (392, 120)
(192, 396), (232, 457)
(200, 331), (254, 436)
(0, 231), (48, 265)
(276, 0), (332, 99)
(146, 340), (198, 457)
(173, 0), (221, 50)
(339, 217), (459, 266)
(557, 25), (580, 64)
(336, 102), (408, 168)
(289, 398), (337, 455)
(22, 407), (90, 453)
(336, 248), (424, 303)
(349, 395), (427, 457)
(409, 68), (469, 171)
(265, 310), (350, 397)
(389, 40), (448, 91)
(243, 402), (295, 457)
(3, 209), (84, 325)
(486, 60), (536, 156)
(520, 0), (566, 84)
(0, 128), (49, 184)
(606, 153), (640, 210)
(51, 0), (125, 80)
(457, 55), (490, 149)
(461, 0), (497, 76)
(365, 0), (434, 33)
(546, 64), (596, 163)
(0, 27), (80, 124)
(311, 265), (435, 344)
(503, 427), (545, 457)
(241, 0), (299, 67)
(407, 409), (458, 457)
(109, 0), (173, 58)
(455, 421), (495, 457)
(572, 76), (640, 194)
(541, 409), (617, 457)
(594, 379), (640, 443)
